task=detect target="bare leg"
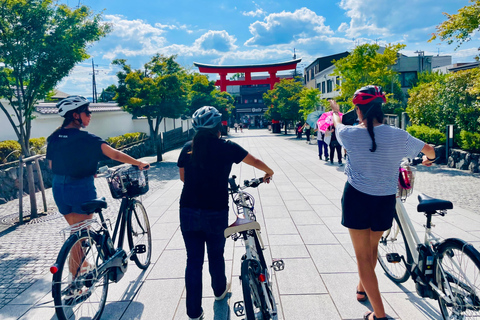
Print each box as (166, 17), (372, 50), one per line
(64, 213), (93, 277)
(349, 228), (386, 319)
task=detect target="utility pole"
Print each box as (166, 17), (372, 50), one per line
(91, 59), (99, 103)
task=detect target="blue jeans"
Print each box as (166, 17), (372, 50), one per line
(52, 175), (96, 215)
(180, 207), (228, 319)
(317, 140), (329, 158)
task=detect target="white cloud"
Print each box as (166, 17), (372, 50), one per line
(194, 30), (238, 52)
(242, 1), (266, 17)
(245, 7), (333, 47)
(338, 0), (390, 39)
(100, 15), (168, 59)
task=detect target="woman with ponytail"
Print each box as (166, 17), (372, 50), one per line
(329, 86), (436, 320)
(177, 106), (273, 320)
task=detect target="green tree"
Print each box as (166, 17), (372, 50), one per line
(0, 0), (110, 217)
(113, 54), (188, 162)
(185, 73), (217, 116)
(263, 79), (303, 134)
(299, 87), (321, 120)
(430, 0), (480, 60)
(407, 68), (480, 133)
(332, 43), (405, 103)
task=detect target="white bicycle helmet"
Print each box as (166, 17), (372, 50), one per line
(56, 95), (90, 117)
(192, 106), (222, 130)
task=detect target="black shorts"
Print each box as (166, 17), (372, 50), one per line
(341, 182), (396, 232)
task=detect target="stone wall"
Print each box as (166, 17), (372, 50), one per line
(447, 148), (480, 173)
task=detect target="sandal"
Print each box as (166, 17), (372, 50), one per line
(363, 311), (388, 320)
(356, 287), (368, 302)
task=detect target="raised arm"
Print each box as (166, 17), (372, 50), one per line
(101, 143), (150, 169)
(242, 153), (274, 182)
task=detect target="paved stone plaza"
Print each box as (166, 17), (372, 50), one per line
(0, 129), (480, 319)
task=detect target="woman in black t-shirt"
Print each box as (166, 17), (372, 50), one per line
(177, 106), (274, 320)
(47, 96), (149, 226)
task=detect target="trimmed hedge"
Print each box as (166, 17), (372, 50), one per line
(406, 125), (446, 145)
(458, 130), (480, 153)
(106, 132), (147, 149)
(0, 140), (21, 163)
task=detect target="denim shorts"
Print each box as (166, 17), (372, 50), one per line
(341, 181), (395, 231)
(52, 175), (97, 215)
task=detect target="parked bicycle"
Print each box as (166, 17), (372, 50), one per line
(225, 175), (284, 320)
(50, 165), (152, 320)
(377, 159), (480, 319)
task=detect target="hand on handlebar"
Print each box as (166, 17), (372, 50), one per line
(263, 171), (274, 183)
(137, 162), (150, 170)
(421, 155), (434, 167)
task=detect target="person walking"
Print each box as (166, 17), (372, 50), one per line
(327, 125), (343, 165)
(296, 121), (303, 139)
(177, 106), (274, 320)
(315, 129), (329, 161)
(46, 96), (149, 297)
(304, 123), (311, 144)
(329, 86), (436, 320)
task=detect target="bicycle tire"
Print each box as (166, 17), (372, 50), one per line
(377, 212), (412, 283)
(241, 259), (267, 320)
(127, 200), (152, 269)
(52, 230), (109, 320)
(436, 238), (480, 319)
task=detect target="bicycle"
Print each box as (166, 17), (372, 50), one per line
(50, 165), (152, 320)
(377, 159), (480, 319)
(225, 175), (284, 320)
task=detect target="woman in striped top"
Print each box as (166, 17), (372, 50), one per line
(330, 85), (436, 320)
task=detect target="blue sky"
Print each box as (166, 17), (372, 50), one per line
(57, 0), (479, 98)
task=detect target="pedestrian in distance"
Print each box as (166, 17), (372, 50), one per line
(46, 96), (149, 291)
(177, 106), (274, 320)
(296, 121), (303, 139)
(327, 125), (342, 165)
(303, 123), (311, 144)
(315, 128), (329, 161)
(234, 122), (238, 133)
(329, 86), (436, 320)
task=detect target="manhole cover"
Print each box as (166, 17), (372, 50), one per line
(0, 207), (60, 225)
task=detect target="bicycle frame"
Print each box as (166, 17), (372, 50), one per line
(395, 197), (456, 303)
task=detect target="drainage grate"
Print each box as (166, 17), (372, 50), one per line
(0, 207), (60, 225)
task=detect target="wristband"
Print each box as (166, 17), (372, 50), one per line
(426, 156), (436, 161)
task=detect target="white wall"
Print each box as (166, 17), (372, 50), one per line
(1, 99), (191, 142)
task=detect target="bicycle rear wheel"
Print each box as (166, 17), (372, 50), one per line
(377, 212), (412, 283)
(436, 238), (480, 319)
(127, 200), (152, 269)
(241, 259), (268, 320)
(52, 230), (109, 320)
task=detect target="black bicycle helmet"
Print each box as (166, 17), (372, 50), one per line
(56, 95), (90, 117)
(192, 106), (222, 130)
(352, 85), (386, 105)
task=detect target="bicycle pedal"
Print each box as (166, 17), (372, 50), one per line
(134, 244), (146, 254)
(272, 259), (285, 271)
(233, 301), (245, 317)
(386, 253), (402, 263)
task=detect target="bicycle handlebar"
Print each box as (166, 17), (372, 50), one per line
(228, 175), (266, 192)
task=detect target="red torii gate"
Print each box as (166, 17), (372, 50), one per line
(193, 58), (302, 92)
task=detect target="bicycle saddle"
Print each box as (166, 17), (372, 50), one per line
(417, 193), (453, 213)
(81, 197), (108, 213)
(224, 217), (261, 238)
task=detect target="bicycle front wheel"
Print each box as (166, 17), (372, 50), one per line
(436, 238), (480, 319)
(241, 259), (267, 320)
(127, 200), (152, 269)
(52, 230), (109, 320)
(377, 212), (412, 283)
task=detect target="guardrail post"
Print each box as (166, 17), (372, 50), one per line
(18, 155), (23, 224)
(446, 125), (454, 163)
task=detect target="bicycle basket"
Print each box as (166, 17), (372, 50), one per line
(397, 164), (415, 199)
(108, 166), (149, 199)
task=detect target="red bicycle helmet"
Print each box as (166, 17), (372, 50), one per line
(352, 85), (386, 105)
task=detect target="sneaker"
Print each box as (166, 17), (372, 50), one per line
(319, 156), (322, 160)
(215, 282), (231, 301)
(339, 162), (344, 166)
(189, 311), (204, 320)
(325, 157), (329, 161)
(63, 284), (88, 305)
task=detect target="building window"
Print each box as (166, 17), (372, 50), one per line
(400, 72), (418, 88)
(322, 81), (326, 94)
(327, 79), (333, 93)
(310, 69), (314, 79)
(336, 77), (340, 86)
